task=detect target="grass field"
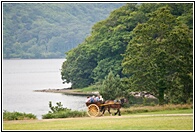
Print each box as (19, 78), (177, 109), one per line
(3, 109), (193, 131)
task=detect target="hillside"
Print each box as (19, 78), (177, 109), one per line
(3, 2), (124, 59)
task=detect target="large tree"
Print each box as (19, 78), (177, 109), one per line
(122, 6), (193, 104)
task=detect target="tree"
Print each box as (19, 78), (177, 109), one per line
(92, 57), (123, 83)
(164, 24), (193, 103)
(61, 44), (97, 88)
(122, 6), (193, 104)
(61, 3), (193, 94)
(99, 71), (126, 100)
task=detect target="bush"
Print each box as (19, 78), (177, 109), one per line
(3, 110), (37, 120)
(42, 110), (87, 119)
(48, 101), (70, 113)
(42, 101), (87, 119)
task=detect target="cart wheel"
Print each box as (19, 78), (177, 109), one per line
(87, 104), (100, 117)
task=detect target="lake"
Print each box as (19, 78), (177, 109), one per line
(3, 59), (87, 119)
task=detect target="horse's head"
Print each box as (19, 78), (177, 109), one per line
(120, 98), (128, 104)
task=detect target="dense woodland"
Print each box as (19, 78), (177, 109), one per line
(61, 3), (193, 104)
(3, 3), (124, 59)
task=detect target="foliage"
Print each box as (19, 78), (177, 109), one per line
(3, 110), (36, 120)
(61, 44), (97, 88)
(42, 110), (87, 119)
(48, 101), (69, 113)
(3, 3), (124, 59)
(61, 3), (193, 105)
(61, 3), (140, 88)
(42, 101), (87, 119)
(99, 71), (128, 100)
(122, 6), (193, 104)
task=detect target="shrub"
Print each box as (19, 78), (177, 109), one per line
(42, 110), (87, 119)
(48, 101), (70, 113)
(3, 110), (36, 120)
(42, 101), (87, 119)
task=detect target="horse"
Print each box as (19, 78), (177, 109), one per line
(101, 98), (127, 116)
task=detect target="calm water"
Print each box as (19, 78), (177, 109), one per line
(3, 59), (87, 119)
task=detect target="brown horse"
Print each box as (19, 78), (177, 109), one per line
(101, 98), (127, 116)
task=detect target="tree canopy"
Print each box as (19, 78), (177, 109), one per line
(61, 3), (193, 104)
(122, 5), (193, 104)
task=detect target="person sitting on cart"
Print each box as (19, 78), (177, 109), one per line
(85, 96), (91, 103)
(86, 95), (104, 103)
(95, 95), (104, 104)
(99, 95), (104, 102)
(86, 95), (96, 103)
(95, 95), (100, 102)
(92, 95), (96, 102)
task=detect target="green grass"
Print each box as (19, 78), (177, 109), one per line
(75, 84), (99, 93)
(137, 108), (192, 115)
(3, 109), (193, 130)
(121, 104), (193, 114)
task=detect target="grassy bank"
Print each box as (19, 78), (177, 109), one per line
(3, 109), (193, 130)
(121, 104), (193, 114)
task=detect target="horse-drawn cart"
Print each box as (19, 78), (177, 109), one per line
(86, 102), (104, 117)
(86, 101), (122, 117)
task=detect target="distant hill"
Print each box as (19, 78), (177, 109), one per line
(3, 3), (125, 59)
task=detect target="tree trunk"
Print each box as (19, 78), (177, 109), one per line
(158, 88), (165, 105)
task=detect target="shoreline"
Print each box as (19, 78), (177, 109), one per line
(33, 88), (99, 96)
